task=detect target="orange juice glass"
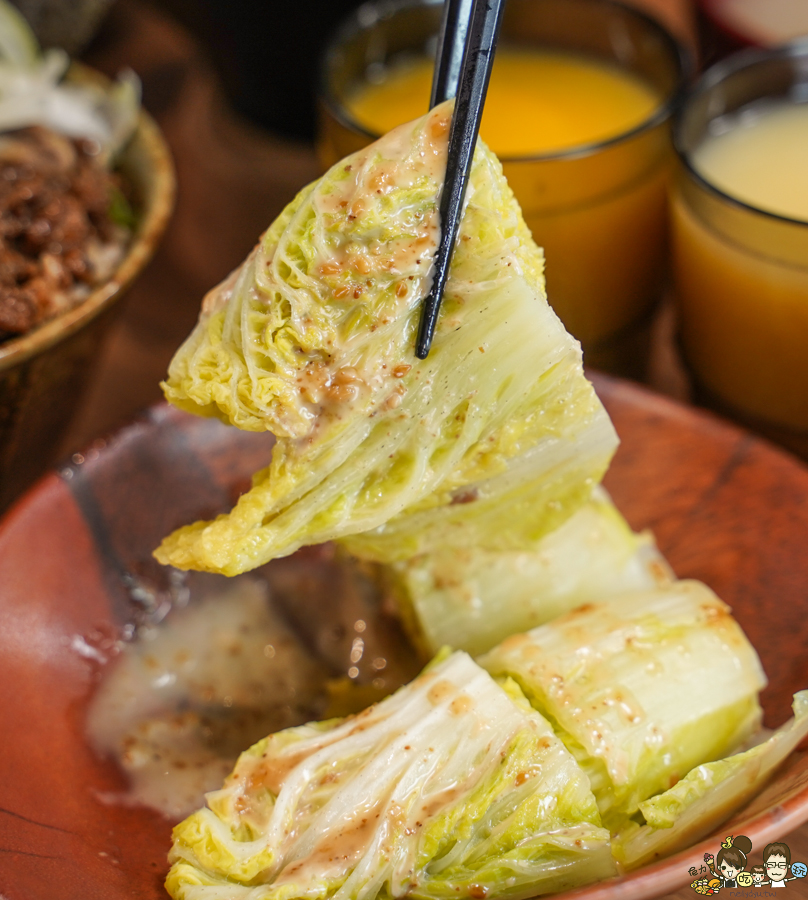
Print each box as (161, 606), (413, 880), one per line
(318, 0), (689, 376)
(671, 42), (808, 456)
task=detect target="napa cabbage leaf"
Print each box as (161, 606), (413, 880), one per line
(479, 582), (767, 829)
(156, 102), (616, 575)
(166, 651), (616, 900)
(612, 691), (808, 870)
(383, 486), (671, 657)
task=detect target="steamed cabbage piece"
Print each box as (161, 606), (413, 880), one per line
(166, 651), (616, 900)
(479, 582), (767, 829)
(157, 102), (616, 575)
(385, 486), (672, 657)
(613, 690), (808, 870)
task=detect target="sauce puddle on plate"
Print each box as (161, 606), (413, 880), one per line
(86, 548), (420, 819)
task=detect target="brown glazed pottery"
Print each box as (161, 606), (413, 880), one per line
(0, 375), (807, 899)
(0, 70), (175, 513)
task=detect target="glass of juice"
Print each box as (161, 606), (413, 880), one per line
(671, 40), (808, 457)
(318, 0), (690, 377)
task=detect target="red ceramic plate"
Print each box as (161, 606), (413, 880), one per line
(1, 374), (807, 900)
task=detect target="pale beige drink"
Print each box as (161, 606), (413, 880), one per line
(673, 99), (808, 431)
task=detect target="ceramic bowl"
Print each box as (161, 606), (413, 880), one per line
(0, 69), (175, 512)
(0, 376), (806, 899)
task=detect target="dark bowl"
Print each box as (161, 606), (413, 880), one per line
(0, 375), (807, 899)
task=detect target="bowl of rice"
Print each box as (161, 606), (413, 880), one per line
(0, 1), (174, 510)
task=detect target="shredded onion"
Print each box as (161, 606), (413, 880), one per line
(0, 0), (140, 162)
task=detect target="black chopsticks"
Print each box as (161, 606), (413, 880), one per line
(429, 0), (473, 109)
(415, 0), (505, 360)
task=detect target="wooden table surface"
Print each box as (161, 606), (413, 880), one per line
(67, 2), (808, 897)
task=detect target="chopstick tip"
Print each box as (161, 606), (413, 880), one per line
(415, 334), (432, 360)
(415, 303), (436, 359)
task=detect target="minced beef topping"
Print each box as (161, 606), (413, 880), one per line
(0, 126), (130, 340)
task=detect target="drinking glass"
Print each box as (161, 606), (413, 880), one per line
(671, 41), (808, 457)
(318, 0), (690, 376)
